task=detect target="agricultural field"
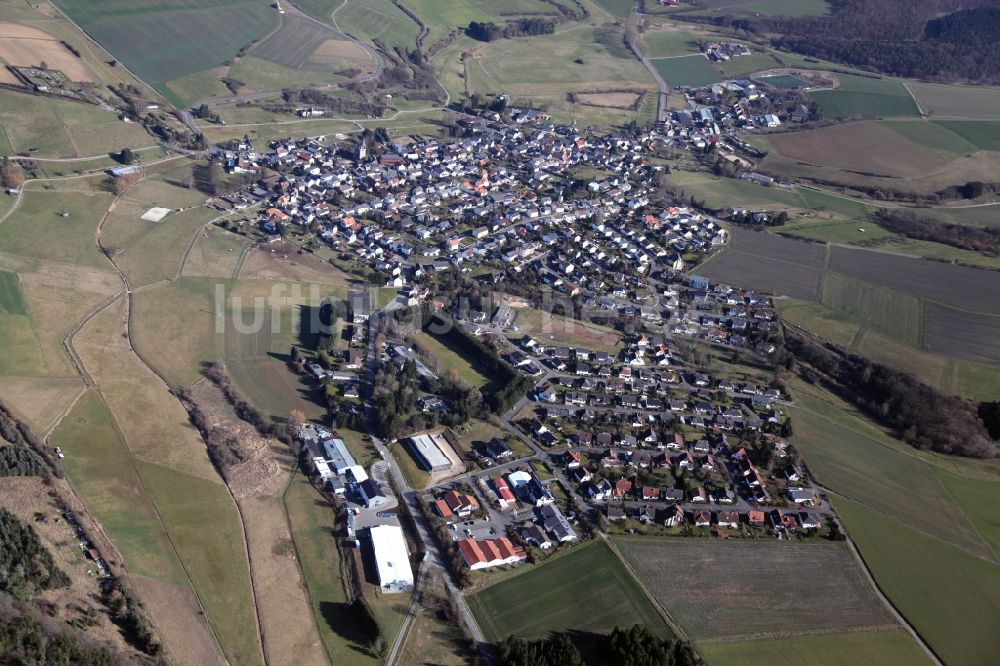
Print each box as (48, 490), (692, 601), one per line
(764, 121), (943, 177)
(907, 81), (1000, 120)
(790, 382), (995, 558)
(651, 55), (723, 88)
(807, 74), (920, 118)
(881, 120), (977, 160)
(613, 537), (895, 641)
(51, 393), (235, 666)
(0, 269), (27, 314)
(698, 630), (932, 666)
(819, 272), (922, 347)
(935, 470), (1000, 560)
(412, 330), (492, 388)
(0, 21), (98, 82)
(640, 28), (704, 59)
(52, 0), (279, 107)
(922, 303), (1000, 363)
(330, 0), (422, 51)
(0, 88), (151, 157)
(405, 0), (555, 46)
(467, 540), (671, 643)
(131, 278), (222, 388)
(182, 225), (250, 279)
(464, 24), (655, 115)
(834, 498), (1000, 666)
(827, 245), (1000, 315)
(592, 0), (634, 18)
(228, 358), (328, 422)
(0, 188), (113, 268)
(664, 170), (806, 210)
(930, 120), (1000, 151)
(0, 375), (83, 434)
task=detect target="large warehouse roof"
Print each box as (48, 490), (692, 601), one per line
(368, 525), (413, 592)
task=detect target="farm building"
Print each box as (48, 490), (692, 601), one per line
(457, 538), (527, 570)
(407, 432), (454, 472)
(367, 525), (413, 593)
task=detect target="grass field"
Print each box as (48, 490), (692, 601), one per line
(283, 469), (396, 666)
(0, 269), (27, 314)
(53, 0), (279, 106)
(467, 540), (671, 643)
(405, 0), (554, 45)
(0, 88), (152, 157)
(182, 225), (250, 278)
(808, 74), (920, 118)
(0, 375), (83, 434)
(331, 0), (422, 51)
(642, 30), (710, 58)
(934, 470), (1000, 560)
(228, 358), (328, 422)
(698, 630), (932, 666)
(614, 537), (894, 641)
(907, 81), (1000, 120)
(881, 120), (977, 160)
(592, 0), (634, 18)
(678, 0), (830, 17)
(790, 382), (994, 558)
(413, 330), (492, 388)
(930, 120), (1000, 151)
(131, 278), (222, 388)
(819, 272), (922, 347)
(0, 188), (114, 269)
(651, 55), (723, 88)
(835, 498), (1000, 666)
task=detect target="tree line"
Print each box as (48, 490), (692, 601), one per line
(496, 624), (701, 666)
(874, 209), (1000, 255)
(466, 18), (556, 42)
(0, 400), (61, 479)
(784, 326), (997, 458)
(0, 509), (71, 600)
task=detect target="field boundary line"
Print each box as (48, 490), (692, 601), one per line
(929, 470), (1000, 563)
(602, 534), (688, 640)
(695, 623), (904, 645)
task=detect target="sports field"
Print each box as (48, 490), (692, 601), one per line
(835, 498), (1000, 666)
(614, 537), (895, 641)
(0, 270), (28, 315)
(53, 0), (279, 106)
(808, 74), (920, 118)
(651, 55), (723, 88)
(467, 540), (670, 642)
(698, 630), (932, 666)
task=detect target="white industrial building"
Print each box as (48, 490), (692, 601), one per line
(368, 525), (413, 593)
(407, 432), (453, 472)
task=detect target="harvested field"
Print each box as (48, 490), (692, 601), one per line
(819, 272), (922, 347)
(828, 246), (1000, 315)
(0, 22), (98, 81)
(699, 630), (933, 666)
(766, 122), (941, 177)
(696, 251), (823, 300)
(467, 540), (671, 643)
(0, 269), (28, 314)
(613, 537), (895, 641)
(922, 303), (1000, 362)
